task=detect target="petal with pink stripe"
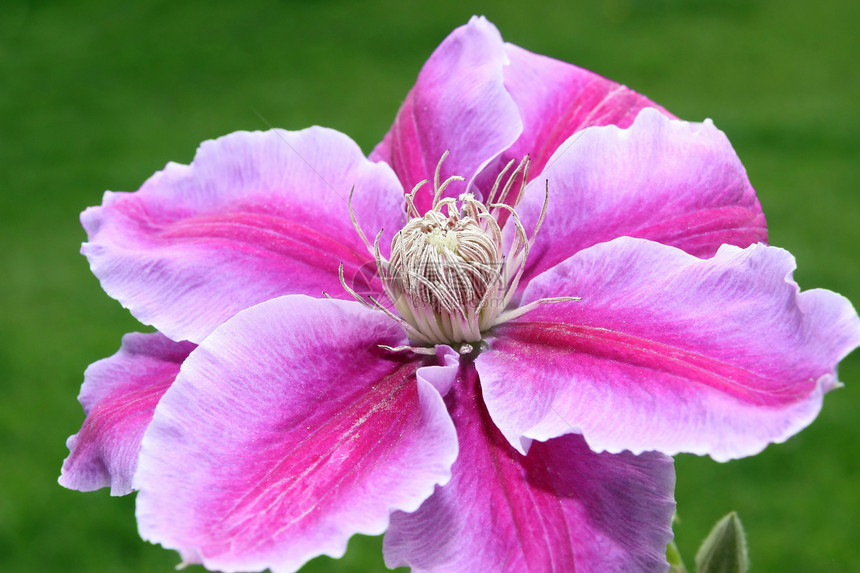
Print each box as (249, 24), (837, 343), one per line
(370, 16), (522, 213)
(508, 108), (767, 289)
(471, 42), (674, 204)
(135, 296), (459, 573)
(60, 332), (195, 495)
(82, 127), (405, 343)
(478, 237), (860, 460)
(383, 365), (675, 573)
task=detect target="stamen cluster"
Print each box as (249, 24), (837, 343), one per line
(344, 152), (575, 352)
(387, 192), (505, 344)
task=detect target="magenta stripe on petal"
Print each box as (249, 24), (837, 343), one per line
(135, 296), (459, 573)
(370, 16), (522, 213)
(59, 332), (194, 495)
(383, 365), (675, 573)
(506, 108), (767, 290)
(502, 43), (674, 180)
(477, 237), (860, 460)
(82, 127), (405, 343)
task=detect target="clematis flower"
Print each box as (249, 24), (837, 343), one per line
(61, 16), (860, 573)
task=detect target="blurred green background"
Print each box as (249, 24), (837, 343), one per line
(1, 0), (857, 571)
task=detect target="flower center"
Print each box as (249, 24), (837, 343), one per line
(386, 194), (505, 344)
(342, 151), (578, 354)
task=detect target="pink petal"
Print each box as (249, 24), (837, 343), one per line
(501, 44), (674, 180)
(383, 365), (675, 573)
(82, 127), (405, 343)
(509, 108), (767, 287)
(477, 237), (860, 461)
(59, 332), (194, 495)
(135, 296), (459, 573)
(370, 16), (522, 214)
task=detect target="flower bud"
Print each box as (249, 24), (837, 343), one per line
(695, 511), (749, 573)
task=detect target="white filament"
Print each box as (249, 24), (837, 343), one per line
(344, 152), (579, 349)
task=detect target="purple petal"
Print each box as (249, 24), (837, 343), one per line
(135, 296), (459, 573)
(509, 108), (767, 287)
(370, 16), (522, 213)
(383, 365), (675, 573)
(500, 44), (674, 180)
(59, 332), (194, 495)
(477, 237), (860, 461)
(82, 127), (405, 343)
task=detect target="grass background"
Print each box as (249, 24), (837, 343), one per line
(1, 0), (857, 571)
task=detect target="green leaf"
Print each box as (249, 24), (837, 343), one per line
(667, 512), (687, 573)
(667, 538), (687, 573)
(695, 511), (749, 573)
